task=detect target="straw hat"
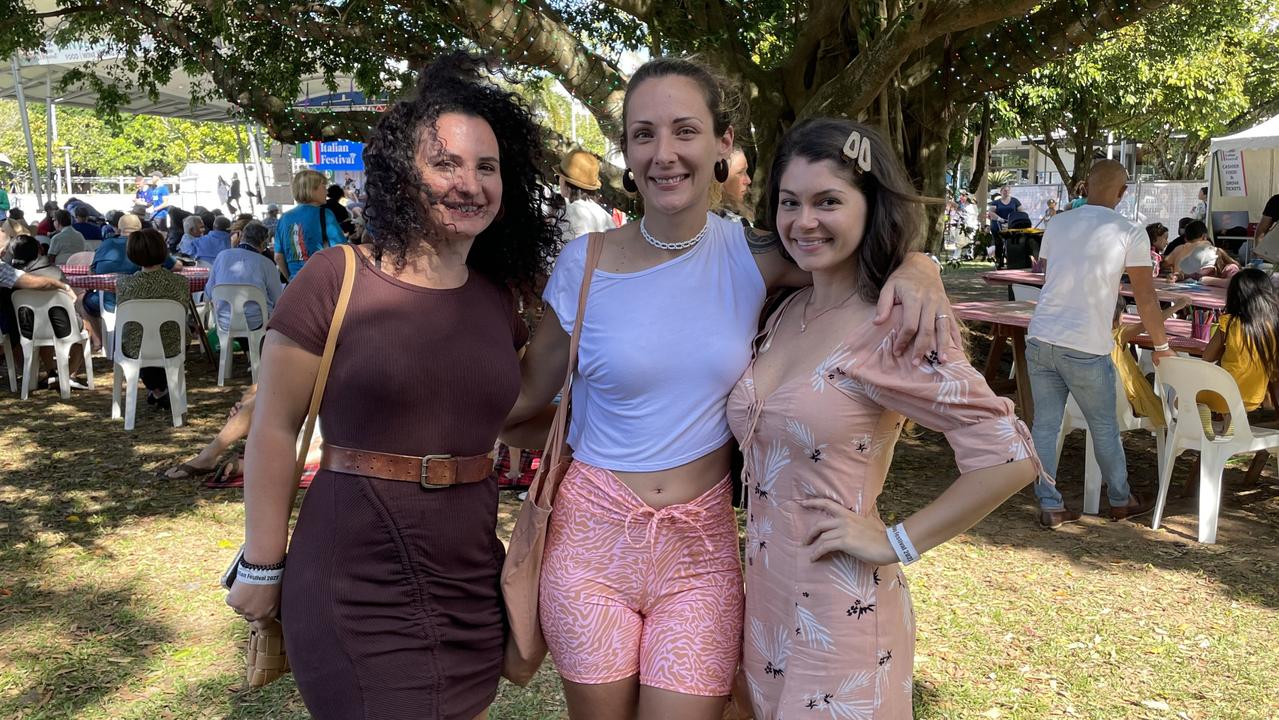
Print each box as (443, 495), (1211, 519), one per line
(117, 213), (143, 235)
(559, 149), (601, 191)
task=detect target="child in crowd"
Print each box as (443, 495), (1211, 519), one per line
(1112, 294), (1189, 427)
(1145, 223), (1169, 276)
(1197, 268), (1279, 438)
(1035, 198), (1059, 228)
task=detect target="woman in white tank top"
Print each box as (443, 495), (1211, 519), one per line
(504, 57), (955, 720)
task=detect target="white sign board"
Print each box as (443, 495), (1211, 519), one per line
(19, 41), (125, 66)
(1216, 149), (1247, 197)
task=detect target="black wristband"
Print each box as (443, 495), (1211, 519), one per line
(239, 556), (286, 571)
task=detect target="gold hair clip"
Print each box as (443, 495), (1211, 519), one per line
(842, 130), (872, 174)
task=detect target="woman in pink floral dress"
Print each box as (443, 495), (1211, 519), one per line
(727, 119), (1043, 719)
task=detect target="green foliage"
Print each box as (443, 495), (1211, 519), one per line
(0, 101), (241, 179)
(514, 77), (610, 159)
(996, 0), (1277, 177)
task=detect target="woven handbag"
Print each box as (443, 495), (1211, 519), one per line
(500, 232), (603, 686)
(238, 243), (357, 689)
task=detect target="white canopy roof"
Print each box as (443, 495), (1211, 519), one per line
(1210, 115), (1279, 153)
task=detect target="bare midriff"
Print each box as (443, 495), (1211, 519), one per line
(612, 442), (734, 509)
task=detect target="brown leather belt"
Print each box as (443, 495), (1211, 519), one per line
(321, 444), (495, 489)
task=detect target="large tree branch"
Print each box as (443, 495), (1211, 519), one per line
(440, 0), (628, 134)
(593, 0), (656, 21)
(33, 4), (107, 18)
(74, 0), (628, 142)
(948, 0), (1183, 103)
(779, 0), (851, 111)
(798, 0), (1044, 120)
(97, 0), (382, 141)
(1031, 119), (1073, 185)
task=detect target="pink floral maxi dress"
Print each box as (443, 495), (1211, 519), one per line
(726, 299), (1039, 719)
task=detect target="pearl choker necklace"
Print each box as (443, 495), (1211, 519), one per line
(640, 214), (710, 251)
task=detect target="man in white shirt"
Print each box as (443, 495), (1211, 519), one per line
(1026, 160), (1174, 529)
(557, 149), (616, 243)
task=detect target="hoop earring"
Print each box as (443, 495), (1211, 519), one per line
(622, 168), (638, 193)
(714, 158), (729, 183)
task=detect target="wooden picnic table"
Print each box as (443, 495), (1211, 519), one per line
(981, 270), (1228, 313)
(952, 299), (1207, 421)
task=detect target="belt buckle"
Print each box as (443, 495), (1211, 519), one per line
(419, 454), (454, 490)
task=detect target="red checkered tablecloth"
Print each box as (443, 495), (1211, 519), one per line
(66, 268), (209, 293)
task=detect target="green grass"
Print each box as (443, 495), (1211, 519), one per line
(2, 269), (1277, 718)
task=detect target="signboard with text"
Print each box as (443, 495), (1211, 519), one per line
(305, 141), (365, 172)
(1216, 149), (1247, 197)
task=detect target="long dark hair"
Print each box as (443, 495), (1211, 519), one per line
(765, 118), (928, 302)
(363, 52), (558, 291)
(1224, 268), (1279, 378)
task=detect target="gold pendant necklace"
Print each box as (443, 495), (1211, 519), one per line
(799, 287), (860, 333)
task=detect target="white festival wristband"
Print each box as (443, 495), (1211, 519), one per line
(887, 523), (921, 566)
(1152, 342), (1170, 352)
(235, 564), (285, 585)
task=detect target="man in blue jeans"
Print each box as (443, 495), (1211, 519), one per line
(1026, 160), (1175, 528)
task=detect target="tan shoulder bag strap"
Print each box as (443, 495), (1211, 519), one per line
(294, 244), (358, 480)
(532, 232), (604, 505)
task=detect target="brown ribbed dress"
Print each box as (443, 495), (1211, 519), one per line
(269, 246), (527, 720)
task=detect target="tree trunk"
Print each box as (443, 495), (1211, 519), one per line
(903, 91), (954, 255)
(966, 99), (991, 195)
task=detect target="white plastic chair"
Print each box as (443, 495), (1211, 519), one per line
(1010, 283), (1041, 301)
(97, 289), (119, 361)
(211, 284), (269, 386)
(1152, 357), (1279, 543)
(111, 299), (188, 430)
(1054, 371), (1166, 515)
(1, 331), (16, 393)
(11, 289), (94, 400)
(1005, 284), (1041, 381)
(63, 250), (95, 267)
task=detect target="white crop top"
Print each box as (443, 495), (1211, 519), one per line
(543, 213), (768, 472)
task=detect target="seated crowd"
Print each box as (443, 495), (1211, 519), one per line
(0, 169), (361, 400)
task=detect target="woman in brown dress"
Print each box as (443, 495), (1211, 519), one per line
(225, 53), (558, 719)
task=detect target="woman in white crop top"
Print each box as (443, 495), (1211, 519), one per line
(503, 57), (954, 720)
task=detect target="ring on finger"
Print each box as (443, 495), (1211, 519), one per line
(935, 313), (950, 320)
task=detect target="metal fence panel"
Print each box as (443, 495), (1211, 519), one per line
(999, 180), (1201, 233)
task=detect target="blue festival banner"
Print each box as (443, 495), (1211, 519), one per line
(308, 140), (365, 171)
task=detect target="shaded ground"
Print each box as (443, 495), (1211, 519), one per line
(0, 265), (1276, 719)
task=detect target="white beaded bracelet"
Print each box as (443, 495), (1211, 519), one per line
(887, 523), (921, 566)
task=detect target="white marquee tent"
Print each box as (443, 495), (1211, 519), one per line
(1207, 115), (1279, 240)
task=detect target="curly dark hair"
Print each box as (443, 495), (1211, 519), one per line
(362, 52), (559, 291)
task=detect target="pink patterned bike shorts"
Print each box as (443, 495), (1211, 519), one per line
(539, 460), (744, 696)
